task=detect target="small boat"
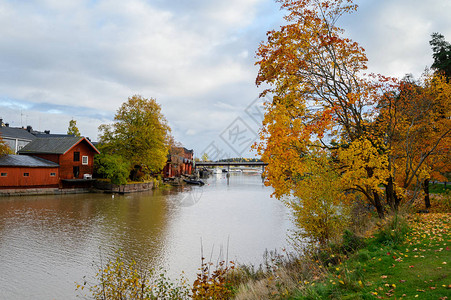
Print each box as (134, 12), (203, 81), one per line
(183, 179), (205, 186)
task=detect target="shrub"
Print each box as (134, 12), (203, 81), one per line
(191, 256), (235, 299)
(341, 230), (366, 254)
(375, 214), (409, 246)
(95, 153), (130, 185)
(76, 250), (190, 300)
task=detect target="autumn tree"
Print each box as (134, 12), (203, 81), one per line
(255, 0), (393, 217)
(255, 0), (451, 221)
(375, 73), (451, 209)
(0, 136), (12, 156)
(67, 119), (81, 137)
(201, 153), (209, 162)
(287, 149), (351, 246)
(98, 95), (171, 175)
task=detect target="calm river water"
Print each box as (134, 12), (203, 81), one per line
(0, 172), (294, 299)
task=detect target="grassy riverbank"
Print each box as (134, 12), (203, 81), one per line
(231, 194), (451, 299)
(291, 213), (450, 299)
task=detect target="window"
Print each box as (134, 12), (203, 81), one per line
(23, 173), (29, 177)
(50, 172), (56, 177)
(82, 156), (88, 165)
(1, 173), (7, 177)
(74, 151), (80, 162)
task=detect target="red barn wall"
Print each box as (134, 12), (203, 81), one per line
(59, 141), (97, 179)
(0, 167), (59, 188)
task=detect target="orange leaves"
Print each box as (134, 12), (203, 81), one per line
(375, 73), (451, 199)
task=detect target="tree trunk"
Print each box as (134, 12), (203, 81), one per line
(374, 191), (384, 218)
(423, 178), (431, 208)
(385, 176), (401, 211)
(385, 176), (395, 209)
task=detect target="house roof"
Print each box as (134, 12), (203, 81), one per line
(18, 136), (100, 155)
(0, 126), (36, 141)
(0, 155), (59, 167)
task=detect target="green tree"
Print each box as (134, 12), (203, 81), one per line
(430, 33), (451, 79)
(0, 136), (12, 156)
(94, 153), (130, 185)
(67, 119), (81, 136)
(98, 95), (171, 174)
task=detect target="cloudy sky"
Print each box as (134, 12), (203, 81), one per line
(1, 0), (450, 159)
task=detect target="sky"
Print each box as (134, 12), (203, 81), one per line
(0, 0), (450, 159)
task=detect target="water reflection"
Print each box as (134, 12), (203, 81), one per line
(0, 173), (292, 299)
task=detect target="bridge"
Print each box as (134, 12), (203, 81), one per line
(194, 161), (267, 168)
(194, 161), (267, 184)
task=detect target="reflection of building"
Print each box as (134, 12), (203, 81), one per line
(163, 147), (194, 177)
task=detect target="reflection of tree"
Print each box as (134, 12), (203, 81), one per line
(0, 192), (171, 277)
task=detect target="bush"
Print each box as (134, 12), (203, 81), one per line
(76, 250), (190, 300)
(341, 230), (366, 254)
(95, 153), (130, 185)
(192, 256), (235, 299)
(375, 214), (409, 246)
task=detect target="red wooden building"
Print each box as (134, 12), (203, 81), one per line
(18, 136), (100, 187)
(163, 147), (194, 178)
(0, 155), (59, 189)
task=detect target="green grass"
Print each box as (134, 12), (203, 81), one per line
(293, 214), (451, 299)
(429, 182), (451, 194)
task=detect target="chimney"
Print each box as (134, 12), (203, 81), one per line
(26, 125), (32, 132)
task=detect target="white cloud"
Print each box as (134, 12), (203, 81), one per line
(342, 0), (451, 78)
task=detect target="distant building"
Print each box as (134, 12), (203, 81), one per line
(163, 147), (194, 177)
(0, 119), (75, 153)
(0, 120), (36, 153)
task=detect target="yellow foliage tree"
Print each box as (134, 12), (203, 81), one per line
(0, 136), (13, 156)
(375, 73), (451, 209)
(255, 0), (450, 219)
(287, 150), (351, 246)
(255, 0), (390, 217)
(67, 119), (81, 137)
(98, 95), (171, 175)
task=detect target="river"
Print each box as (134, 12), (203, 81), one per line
(0, 172), (294, 299)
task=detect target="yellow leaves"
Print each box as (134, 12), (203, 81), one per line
(337, 137), (389, 192)
(98, 95), (171, 174)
